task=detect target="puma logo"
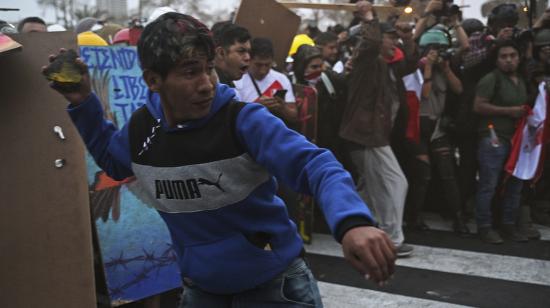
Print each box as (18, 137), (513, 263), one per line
(197, 173), (225, 192)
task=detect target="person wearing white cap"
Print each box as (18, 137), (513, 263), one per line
(146, 6), (176, 26)
(47, 24), (67, 32)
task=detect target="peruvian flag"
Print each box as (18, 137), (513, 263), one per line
(402, 69), (423, 144)
(254, 80), (283, 102)
(505, 82), (550, 181)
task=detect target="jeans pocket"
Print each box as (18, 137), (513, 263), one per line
(280, 266), (317, 307)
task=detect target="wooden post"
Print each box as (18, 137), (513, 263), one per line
(277, 1), (417, 22)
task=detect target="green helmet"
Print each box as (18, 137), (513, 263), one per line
(419, 29), (449, 47)
(534, 29), (550, 47)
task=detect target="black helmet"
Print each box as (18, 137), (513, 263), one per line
(488, 3), (519, 28)
(461, 18), (485, 36)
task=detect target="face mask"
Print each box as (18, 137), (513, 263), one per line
(304, 70), (322, 86)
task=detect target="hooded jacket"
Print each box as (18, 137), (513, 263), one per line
(67, 83), (374, 294)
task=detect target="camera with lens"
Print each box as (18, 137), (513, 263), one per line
(512, 27), (534, 45)
(438, 47), (455, 60)
(433, 0), (459, 17)
(488, 4), (520, 33)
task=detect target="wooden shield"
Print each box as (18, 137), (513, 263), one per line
(235, 0), (301, 70)
(0, 32), (95, 308)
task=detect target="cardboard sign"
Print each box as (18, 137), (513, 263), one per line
(0, 32), (95, 308)
(80, 45), (181, 306)
(235, 0), (301, 70)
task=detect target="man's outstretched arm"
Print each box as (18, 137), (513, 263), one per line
(235, 103), (396, 285)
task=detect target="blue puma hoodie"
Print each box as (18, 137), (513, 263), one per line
(68, 83), (374, 294)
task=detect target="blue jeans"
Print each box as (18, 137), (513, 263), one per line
(476, 137), (523, 227)
(178, 258), (323, 307)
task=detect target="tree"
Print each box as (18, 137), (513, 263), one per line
(178, 1), (231, 25)
(36, 0), (75, 29)
(138, 0), (231, 25)
(74, 5), (108, 22)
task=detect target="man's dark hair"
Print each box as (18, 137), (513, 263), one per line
(315, 31), (338, 47)
(490, 39), (521, 64)
(330, 24), (346, 35)
(250, 37), (274, 59)
(211, 21), (251, 49)
(17, 16), (46, 32)
(137, 12), (215, 78)
(461, 18), (485, 37)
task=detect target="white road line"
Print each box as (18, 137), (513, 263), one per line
(421, 212), (550, 241)
(305, 233), (550, 286)
(318, 281), (473, 308)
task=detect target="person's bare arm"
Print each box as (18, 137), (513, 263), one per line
(396, 22), (419, 75)
(421, 50), (438, 98)
(534, 8), (550, 29)
(453, 24), (470, 52)
(413, 0), (442, 41)
(473, 95), (527, 118)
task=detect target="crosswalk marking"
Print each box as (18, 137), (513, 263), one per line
(421, 212), (550, 241)
(318, 282), (472, 308)
(305, 233), (550, 286)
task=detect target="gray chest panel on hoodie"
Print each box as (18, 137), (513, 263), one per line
(130, 153), (270, 213)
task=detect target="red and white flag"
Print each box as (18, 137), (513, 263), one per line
(402, 69), (423, 143)
(505, 82), (550, 181)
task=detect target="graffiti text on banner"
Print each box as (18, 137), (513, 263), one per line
(81, 46), (148, 123)
(80, 46), (139, 72)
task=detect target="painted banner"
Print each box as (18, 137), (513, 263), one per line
(80, 45), (180, 306)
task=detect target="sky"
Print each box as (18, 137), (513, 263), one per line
(0, 0), (484, 26)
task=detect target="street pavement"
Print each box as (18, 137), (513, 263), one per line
(306, 212), (550, 308)
(121, 212), (550, 307)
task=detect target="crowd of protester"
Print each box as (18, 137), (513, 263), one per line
(207, 0), (550, 251)
(3, 0), (550, 252)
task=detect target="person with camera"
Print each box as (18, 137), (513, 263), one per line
(414, 0), (469, 55)
(404, 28), (469, 235)
(487, 3), (534, 60)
